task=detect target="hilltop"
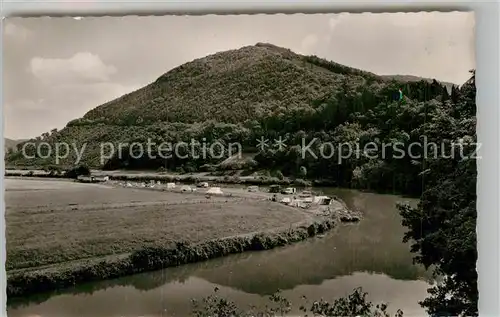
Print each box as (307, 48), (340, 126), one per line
(379, 74), (456, 92)
(77, 42), (380, 125)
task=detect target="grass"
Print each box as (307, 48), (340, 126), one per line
(6, 178), (337, 297)
(6, 178), (310, 271)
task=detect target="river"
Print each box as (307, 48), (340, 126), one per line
(7, 187), (432, 317)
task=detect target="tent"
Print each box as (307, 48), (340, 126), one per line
(313, 195), (333, 205)
(207, 187), (223, 195)
(166, 182), (176, 189)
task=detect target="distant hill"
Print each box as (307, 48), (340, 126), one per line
(6, 43), (454, 168)
(380, 74), (457, 92)
(80, 43), (455, 125)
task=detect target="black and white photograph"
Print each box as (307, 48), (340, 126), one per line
(4, 11), (477, 317)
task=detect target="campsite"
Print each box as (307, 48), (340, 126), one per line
(5, 176), (351, 297)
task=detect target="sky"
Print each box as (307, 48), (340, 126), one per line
(3, 12), (475, 139)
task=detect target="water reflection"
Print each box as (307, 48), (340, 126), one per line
(8, 188), (432, 317)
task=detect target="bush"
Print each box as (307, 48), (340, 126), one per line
(191, 287), (404, 317)
(64, 165), (91, 179)
(293, 178), (311, 187)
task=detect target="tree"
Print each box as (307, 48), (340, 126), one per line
(398, 70), (477, 316)
(64, 165), (91, 178)
(276, 170), (284, 180)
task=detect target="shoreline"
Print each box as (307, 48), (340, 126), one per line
(3, 169), (418, 197)
(7, 215), (338, 299)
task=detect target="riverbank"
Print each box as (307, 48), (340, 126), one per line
(4, 168), (338, 187)
(7, 219), (336, 298)
(6, 178), (346, 298)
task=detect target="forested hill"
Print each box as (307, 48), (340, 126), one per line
(7, 43), (472, 197)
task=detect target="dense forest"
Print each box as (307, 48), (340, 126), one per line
(399, 70), (477, 316)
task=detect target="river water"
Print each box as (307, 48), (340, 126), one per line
(7, 188), (432, 317)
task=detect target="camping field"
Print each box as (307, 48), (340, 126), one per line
(5, 178), (312, 273)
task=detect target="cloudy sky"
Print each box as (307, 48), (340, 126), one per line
(4, 12), (475, 139)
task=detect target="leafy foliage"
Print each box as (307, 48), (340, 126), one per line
(191, 287), (403, 317)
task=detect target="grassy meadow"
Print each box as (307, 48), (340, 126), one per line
(6, 178), (312, 272)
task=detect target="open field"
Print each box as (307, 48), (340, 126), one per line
(6, 178), (339, 297)
(6, 178), (313, 272)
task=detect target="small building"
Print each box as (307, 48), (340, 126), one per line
(280, 197), (292, 204)
(76, 175), (92, 183)
(77, 175), (108, 183)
